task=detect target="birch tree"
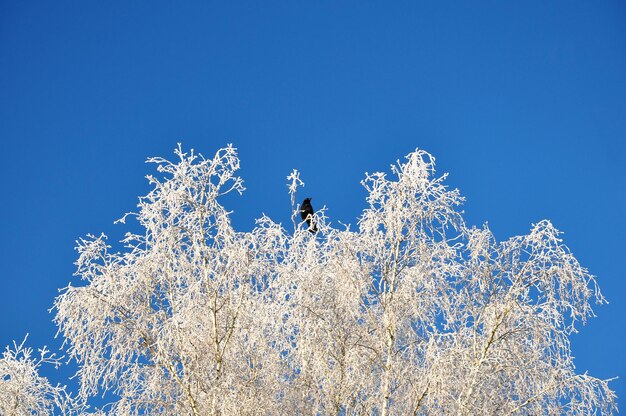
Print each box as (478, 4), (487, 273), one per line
(0, 336), (80, 415)
(50, 144), (616, 415)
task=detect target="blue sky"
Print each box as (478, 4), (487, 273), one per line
(1, 0), (625, 405)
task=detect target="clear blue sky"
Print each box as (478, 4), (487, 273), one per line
(1, 0), (625, 404)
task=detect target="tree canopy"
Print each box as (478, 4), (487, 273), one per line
(2, 145), (616, 415)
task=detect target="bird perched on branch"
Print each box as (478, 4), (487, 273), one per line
(300, 197), (317, 233)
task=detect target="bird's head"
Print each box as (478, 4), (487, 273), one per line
(303, 197), (312, 203)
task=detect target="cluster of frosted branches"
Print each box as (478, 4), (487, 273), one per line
(0, 336), (80, 415)
(48, 145), (615, 415)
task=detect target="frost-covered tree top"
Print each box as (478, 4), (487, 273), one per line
(10, 144), (616, 415)
(0, 336), (80, 415)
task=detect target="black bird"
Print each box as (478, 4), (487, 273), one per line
(300, 197), (317, 233)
